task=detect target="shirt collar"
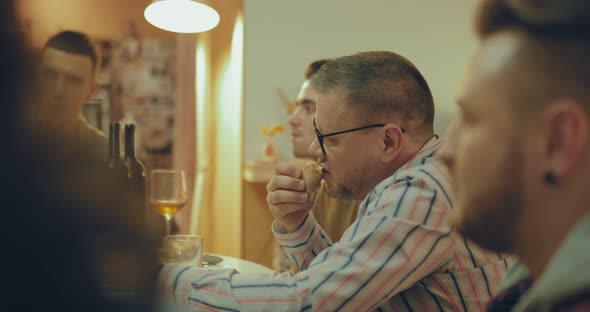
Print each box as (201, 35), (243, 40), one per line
(370, 135), (443, 196)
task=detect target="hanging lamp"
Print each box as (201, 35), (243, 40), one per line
(144, 0), (220, 33)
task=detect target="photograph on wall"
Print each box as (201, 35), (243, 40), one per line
(112, 36), (176, 169)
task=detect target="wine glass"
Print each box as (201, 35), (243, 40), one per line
(149, 169), (187, 236)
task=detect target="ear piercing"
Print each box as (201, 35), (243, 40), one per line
(544, 171), (557, 186)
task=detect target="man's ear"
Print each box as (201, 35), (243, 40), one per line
(542, 99), (589, 182)
(381, 124), (404, 163)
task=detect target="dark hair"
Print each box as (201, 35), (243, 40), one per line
(1, 1), (26, 140)
(304, 59), (331, 80)
(475, 0), (590, 116)
(44, 30), (100, 73)
(476, 0), (590, 38)
(311, 51), (434, 135)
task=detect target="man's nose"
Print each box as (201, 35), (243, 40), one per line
(288, 109), (300, 126)
(436, 119), (458, 167)
(52, 77), (66, 97)
(309, 138), (323, 161)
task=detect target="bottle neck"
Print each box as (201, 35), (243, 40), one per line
(112, 124), (121, 160)
(108, 124), (115, 161)
(108, 124), (121, 161)
(125, 127), (136, 159)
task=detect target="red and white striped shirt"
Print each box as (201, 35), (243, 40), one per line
(159, 137), (513, 311)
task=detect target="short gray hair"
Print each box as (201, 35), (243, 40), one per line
(311, 51), (434, 135)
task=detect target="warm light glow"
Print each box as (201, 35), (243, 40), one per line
(195, 40), (209, 168)
(212, 13), (244, 256)
(189, 37), (209, 235)
(144, 0), (220, 33)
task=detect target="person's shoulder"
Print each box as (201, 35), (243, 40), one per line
(384, 157), (452, 206)
(396, 156), (450, 187)
(366, 138), (450, 203)
(75, 121), (109, 161)
(414, 158), (450, 183)
(553, 290), (590, 312)
(83, 123), (107, 141)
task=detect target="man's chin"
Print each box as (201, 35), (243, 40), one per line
(451, 201), (515, 253)
(326, 182), (358, 200)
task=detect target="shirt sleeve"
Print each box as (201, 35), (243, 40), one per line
(272, 211), (333, 271)
(158, 173), (455, 311)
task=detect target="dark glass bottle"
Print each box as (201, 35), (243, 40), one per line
(107, 122), (129, 179)
(123, 124), (145, 180)
(124, 124), (147, 222)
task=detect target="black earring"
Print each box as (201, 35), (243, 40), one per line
(544, 171), (557, 186)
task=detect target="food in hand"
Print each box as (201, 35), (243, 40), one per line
(302, 162), (323, 203)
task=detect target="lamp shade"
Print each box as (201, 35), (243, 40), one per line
(144, 0), (220, 33)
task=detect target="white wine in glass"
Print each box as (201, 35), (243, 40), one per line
(149, 169), (187, 236)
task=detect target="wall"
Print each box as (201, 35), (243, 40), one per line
(17, 0), (174, 46)
(244, 0), (480, 163)
(200, 0), (244, 257)
(173, 33), (198, 237)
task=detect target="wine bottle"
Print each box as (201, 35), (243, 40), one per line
(123, 124), (145, 180)
(124, 124), (147, 221)
(106, 122), (129, 180)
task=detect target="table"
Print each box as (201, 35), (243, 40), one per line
(203, 254), (274, 274)
(160, 247), (273, 274)
(158, 254), (275, 311)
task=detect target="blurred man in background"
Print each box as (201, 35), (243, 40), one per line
(33, 30), (108, 160)
(1, 4), (158, 310)
(439, 0), (590, 310)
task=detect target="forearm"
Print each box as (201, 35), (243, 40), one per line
(273, 212), (332, 271)
(159, 264), (312, 311)
(159, 219), (453, 312)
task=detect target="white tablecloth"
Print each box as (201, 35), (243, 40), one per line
(203, 254), (273, 274)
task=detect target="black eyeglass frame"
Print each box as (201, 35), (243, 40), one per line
(313, 118), (405, 155)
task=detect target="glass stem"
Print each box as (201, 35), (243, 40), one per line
(165, 216), (172, 236)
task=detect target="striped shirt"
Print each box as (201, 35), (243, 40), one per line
(159, 137), (513, 311)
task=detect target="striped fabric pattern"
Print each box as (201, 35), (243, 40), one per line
(159, 137), (513, 311)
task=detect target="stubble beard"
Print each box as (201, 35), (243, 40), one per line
(326, 162), (369, 200)
(451, 143), (524, 253)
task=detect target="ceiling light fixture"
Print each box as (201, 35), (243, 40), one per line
(144, 0), (220, 33)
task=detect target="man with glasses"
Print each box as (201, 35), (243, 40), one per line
(160, 51), (510, 311)
(273, 59), (361, 272)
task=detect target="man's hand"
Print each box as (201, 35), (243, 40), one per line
(266, 162), (312, 233)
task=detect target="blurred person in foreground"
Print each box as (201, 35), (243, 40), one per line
(160, 51), (511, 311)
(274, 59), (361, 272)
(1, 3), (159, 311)
(29, 30), (108, 161)
(438, 0), (590, 311)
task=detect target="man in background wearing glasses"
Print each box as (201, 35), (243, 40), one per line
(160, 51), (511, 311)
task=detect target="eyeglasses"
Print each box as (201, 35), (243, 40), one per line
(313, 118), (404, 156)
